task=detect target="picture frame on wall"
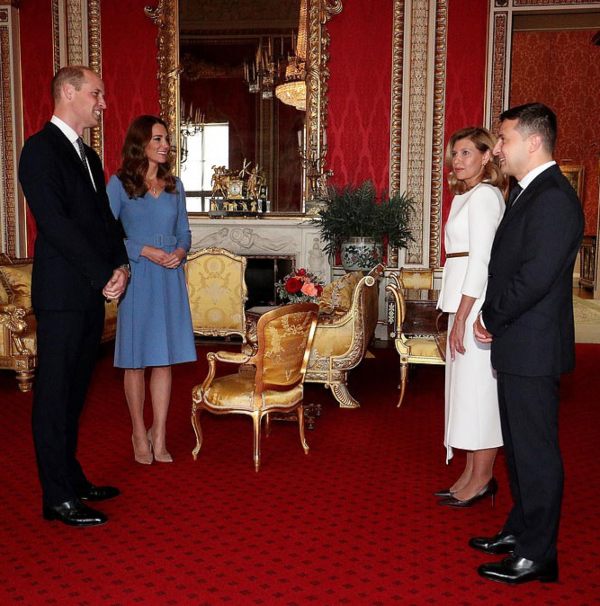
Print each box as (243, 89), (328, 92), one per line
(559, 163), (584, 200)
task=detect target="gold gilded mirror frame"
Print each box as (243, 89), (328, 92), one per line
(145, 0), (343, 215)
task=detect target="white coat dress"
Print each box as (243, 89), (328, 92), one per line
(437, 182), (504, 462)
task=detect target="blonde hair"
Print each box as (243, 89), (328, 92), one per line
(445, 126), (506, 195)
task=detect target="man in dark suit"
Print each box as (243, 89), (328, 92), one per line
(19, 66), (129, 527)
(472, 103), (584, 583)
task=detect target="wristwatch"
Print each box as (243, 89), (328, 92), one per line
(118, 263), (131, 278)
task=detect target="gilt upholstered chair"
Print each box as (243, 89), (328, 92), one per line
(304, 263), (384, 408)
(0, 254), (118, 391)
(385, 269), (445, 407)
(191, 302), (319, 471)
(185, 247), (248, 341)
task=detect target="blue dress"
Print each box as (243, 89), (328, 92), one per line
(107, 175), (197, 368)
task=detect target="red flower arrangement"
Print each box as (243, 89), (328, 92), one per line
(276, 267), (324, 303)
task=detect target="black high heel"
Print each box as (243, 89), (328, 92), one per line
(438, 477), (498, 508)
(434, 487), (455, 498)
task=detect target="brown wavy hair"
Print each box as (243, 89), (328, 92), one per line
(445, 126), (506, 196)
(116, 115), (177, 199)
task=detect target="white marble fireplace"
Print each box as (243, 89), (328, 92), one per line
(188, 217), (332, 284)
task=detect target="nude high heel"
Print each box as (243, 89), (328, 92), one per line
(132, 434), (153, 465)
(147, 429), (173, 463)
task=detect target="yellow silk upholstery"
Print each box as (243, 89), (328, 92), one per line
(191, 303), (318, 471)
(0, 256), (117, 392)
(304, 264), (384, 408)
(0, 263), (33, 308)
(386, 270), (446, 407)
(185, 248), (247, 340)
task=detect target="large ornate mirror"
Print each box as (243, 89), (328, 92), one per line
(146, 0), (342, 215)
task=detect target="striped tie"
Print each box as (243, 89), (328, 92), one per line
(76, 137), (87, 166)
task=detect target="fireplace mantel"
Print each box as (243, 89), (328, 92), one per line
(188, 217), (332, 283)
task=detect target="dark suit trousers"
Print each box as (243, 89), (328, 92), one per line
(497, 372), (563, 562)
(32, 301), (105, 507)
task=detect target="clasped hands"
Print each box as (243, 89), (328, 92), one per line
(142, 245), (186, 269)
(102, 266), (129, 301)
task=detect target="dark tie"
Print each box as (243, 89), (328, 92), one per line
(76, 137), (87, 166)
(506, 184), (522, 210)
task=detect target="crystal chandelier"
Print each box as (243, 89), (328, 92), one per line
(275, 0), (307, 111)
(180, 100), (204, 164)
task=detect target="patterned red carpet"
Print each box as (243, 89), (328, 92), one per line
(1, 343), (599, 605)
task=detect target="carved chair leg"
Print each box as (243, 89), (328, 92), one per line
(397, 362), (408, 408)
(331, 382), (360, 409)
(265, 412), (272, 437)
(253, 412), (262, 472)
(297, 405), (310, 454)
(191, 405), (203, 460)
(16, 370), (34, 393)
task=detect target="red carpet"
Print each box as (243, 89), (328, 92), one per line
(1, 343), (599, 605)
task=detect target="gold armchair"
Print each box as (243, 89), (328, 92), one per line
(386, 269), (446, 407)
(304, 263), (384, 408)
(185, 247), (248, 341)
(191, 302), (319, 471)
(0, 254), (117, 391)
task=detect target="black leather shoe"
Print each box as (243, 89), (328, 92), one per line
(478, 556), (558, 584)
(78, 484), (120, 502)
(43, 499), (107, 527)
(469, 531), (517, 555)
(434, 487), (454, 497)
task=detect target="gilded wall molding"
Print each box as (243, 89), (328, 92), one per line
(428, 0), (447, 269)
(51, 0), (103, 159)
(390, 0), (446, 268)
(0, 4), (25, 256)
(389, 0), (405, 197)
(485, 0), (600, 127)
(149, 0), (341, 212)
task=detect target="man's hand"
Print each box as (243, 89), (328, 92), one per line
(473, 315), (493, 343)
(102, 267), (128, 300)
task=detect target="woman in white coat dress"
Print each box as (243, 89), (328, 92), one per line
(436, 127), (506, 507)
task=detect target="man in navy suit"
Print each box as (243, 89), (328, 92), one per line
(19, 66), (129, 526)
(472, 103), (584, 583)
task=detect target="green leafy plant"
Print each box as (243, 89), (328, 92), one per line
(312, 180), (414, 257)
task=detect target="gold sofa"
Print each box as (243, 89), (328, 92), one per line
(185, 247), (248, 342)
(0, 254), (118, 392)
(304, 263), (385, 408)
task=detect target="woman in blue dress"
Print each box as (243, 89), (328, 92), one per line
(108, 115), (196, 465)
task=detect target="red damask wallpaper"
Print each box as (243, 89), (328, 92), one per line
(327, 0), (393, 194)
(101, 0), (160, 177)
(442, 0), (488, 248)
(19, 0), (54, 254)
(511, 29), (600, 236)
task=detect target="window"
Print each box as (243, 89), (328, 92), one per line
(180, 122), (229, 212)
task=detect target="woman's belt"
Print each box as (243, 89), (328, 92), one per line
(150, 234), (177, 246)
(446, 251), (469, 258)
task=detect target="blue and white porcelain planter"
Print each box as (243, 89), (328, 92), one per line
(340, 237), (383, 272)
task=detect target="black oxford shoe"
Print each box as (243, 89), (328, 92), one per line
(478, 556), (558, 584)
(43, 499), (107, 527)
(469, 531), (517, 555)
(78, 484), (120, 502)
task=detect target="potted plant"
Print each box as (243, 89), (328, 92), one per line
(312, 180), (414, 271)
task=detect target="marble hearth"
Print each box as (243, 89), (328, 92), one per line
(188, 217), (332, 284)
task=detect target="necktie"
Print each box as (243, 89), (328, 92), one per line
(76, 137), (87, 166)
(506, 184), (522, 210)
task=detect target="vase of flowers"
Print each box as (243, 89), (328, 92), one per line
(276, 268), (324, 304)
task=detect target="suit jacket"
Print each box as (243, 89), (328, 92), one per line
(18, 122), (128, 311)
(481, 164), (584, 376)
